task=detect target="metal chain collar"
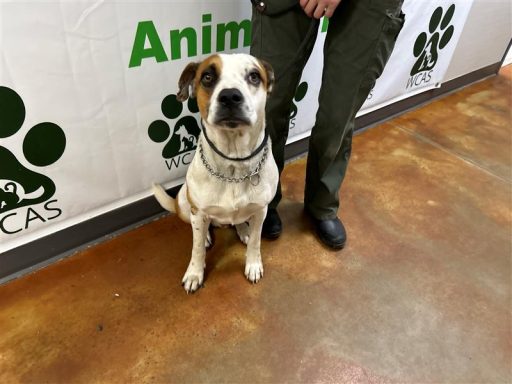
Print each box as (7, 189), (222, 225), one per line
(198, 140), (269, 185)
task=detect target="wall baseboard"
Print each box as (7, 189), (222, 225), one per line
(0, 62), (502, 283)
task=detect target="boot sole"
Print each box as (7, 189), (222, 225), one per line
(315, 228), (346, 250)
(262, 230), (281, 240)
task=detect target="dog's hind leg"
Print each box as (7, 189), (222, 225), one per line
(244, 208), (266, 283)
(235, 223), (250, 245)
(206, 225), (215, 249)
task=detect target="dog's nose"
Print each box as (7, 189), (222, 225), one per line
(218, 88), (244, 108)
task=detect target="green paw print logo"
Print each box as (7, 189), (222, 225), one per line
(289, 82), (308, 129)
(148, 94), (201, 160)
(411, 4), (455, 76)
(0, 86), (66, 214)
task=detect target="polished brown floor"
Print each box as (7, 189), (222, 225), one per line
(1, 67), (511, 383)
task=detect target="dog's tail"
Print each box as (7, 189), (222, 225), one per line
(152, 183), (176, 213)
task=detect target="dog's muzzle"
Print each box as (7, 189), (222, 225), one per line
(214, 88), (251, 128)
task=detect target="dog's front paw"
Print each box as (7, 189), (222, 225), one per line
(245, 261), (264, 284)
(182, 270), (204, 293)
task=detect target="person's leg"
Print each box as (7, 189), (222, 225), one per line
(250, 3), (318, 237)
(305, 0), (405, 246)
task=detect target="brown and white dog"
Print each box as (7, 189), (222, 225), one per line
(153, 53), (278, 293)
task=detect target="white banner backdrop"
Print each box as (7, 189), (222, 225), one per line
(0, 0), (473, 254)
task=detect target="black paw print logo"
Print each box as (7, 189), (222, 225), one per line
(148, 95), (201, 159)
(411, 4), (455, 76)
(0, 86), (66, 214)
(290, 82), (309, 120)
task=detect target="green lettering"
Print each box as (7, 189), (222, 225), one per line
(129, 21), (168, 68)
(170, 27), (197, 60)
(216, 20), (251, 51)
(202, 14), (212, 55)
(321, 17), (329, 33)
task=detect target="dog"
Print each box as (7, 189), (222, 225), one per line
(153, 53), (278, 293)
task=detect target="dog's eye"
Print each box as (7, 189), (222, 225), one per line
(201, 72), (215, 87)
(247, 71), (261, 86)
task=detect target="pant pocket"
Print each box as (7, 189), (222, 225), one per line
(361, 11), (405, 88)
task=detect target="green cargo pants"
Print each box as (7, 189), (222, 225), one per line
(251, 0), (404, 220)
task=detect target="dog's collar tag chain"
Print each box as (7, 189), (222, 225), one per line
(199, 142), (268, 184)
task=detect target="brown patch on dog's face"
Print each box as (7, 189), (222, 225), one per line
(256, 59), (274, 94)
(194, 55), (223, 121)
(177, 54), (271, 127)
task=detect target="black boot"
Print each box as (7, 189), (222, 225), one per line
(262, 208), (282, 239)
(307, 213), (346, 249)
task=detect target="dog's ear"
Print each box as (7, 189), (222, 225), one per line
(177, 62), (199, 101)
(259, 59), (275, 95)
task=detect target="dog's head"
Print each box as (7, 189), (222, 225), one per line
(177, 53), (274, 129)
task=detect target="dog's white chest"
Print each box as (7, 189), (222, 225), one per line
(196, 181), (273, 225)
(187, 136), (278, 225)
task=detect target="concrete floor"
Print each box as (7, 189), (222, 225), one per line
(1, 67), (511, 383)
